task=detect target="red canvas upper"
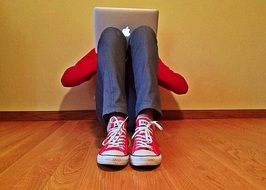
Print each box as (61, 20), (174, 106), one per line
(98, 116), (130, 156)
(61, 48), (188, 95)
(131, 115), (161, 155)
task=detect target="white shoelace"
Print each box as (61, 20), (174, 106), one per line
(102, 117), (128, 150)
(132, 120), (163, 150)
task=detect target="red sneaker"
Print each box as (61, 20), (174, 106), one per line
(130, 115), (163, 166)
(97, 116), (129, 165)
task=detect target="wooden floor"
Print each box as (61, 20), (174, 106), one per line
(0, 119), (265, 190)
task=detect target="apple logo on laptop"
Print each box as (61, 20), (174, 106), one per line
(122, 26), (131, 37)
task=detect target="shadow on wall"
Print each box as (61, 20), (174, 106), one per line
(60, 76), (180, 114)
(159, 87), (180, 110)
(60, 77), (96, 111)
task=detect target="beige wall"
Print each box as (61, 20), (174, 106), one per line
(0, 0), (265, 111)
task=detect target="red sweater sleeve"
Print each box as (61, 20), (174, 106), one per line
(157, 58), (189, 94)
(61, 49), (97, 87)
(61, 48), (188, 95)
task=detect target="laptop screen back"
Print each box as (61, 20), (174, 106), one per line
(93, 7), (159, 53)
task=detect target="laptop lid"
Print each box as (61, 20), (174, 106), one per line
(93, 7), (159, 53)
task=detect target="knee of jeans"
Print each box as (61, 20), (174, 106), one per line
(99, 27), (126, 44)
(131, 25), (156, 40)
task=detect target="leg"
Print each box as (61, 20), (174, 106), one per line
(128, 25), (162, 119)
(125, 52), (137, 131)
(96, 27), (128, 125)
(129, 26), (163, 166)
(96, 27), (130, 165)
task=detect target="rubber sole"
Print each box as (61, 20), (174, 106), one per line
(97, 154), (129, 166)
(130, 154), (162, 166)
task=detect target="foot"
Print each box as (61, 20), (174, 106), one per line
(130, 115), (163, 166)
(97, 116), (129, 166)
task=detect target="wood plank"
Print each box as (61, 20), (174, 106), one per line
(0, 121), (81, 189)
(167, 119), (266, 189)
(0, 119), (265, 189)
(0, 121), (62, 173)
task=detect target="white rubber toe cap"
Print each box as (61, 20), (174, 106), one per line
(101, 150), (124, 156)
(132, 149), (156, 156)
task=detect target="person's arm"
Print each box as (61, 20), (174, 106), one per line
(61, 49), (97, 87)
(61, 48), (188, 94)
(157, 58), (189, 94)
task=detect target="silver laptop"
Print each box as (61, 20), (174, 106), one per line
(93, 7), (159, 53)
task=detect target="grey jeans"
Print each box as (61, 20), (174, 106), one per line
(96, 25), (161, 130)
